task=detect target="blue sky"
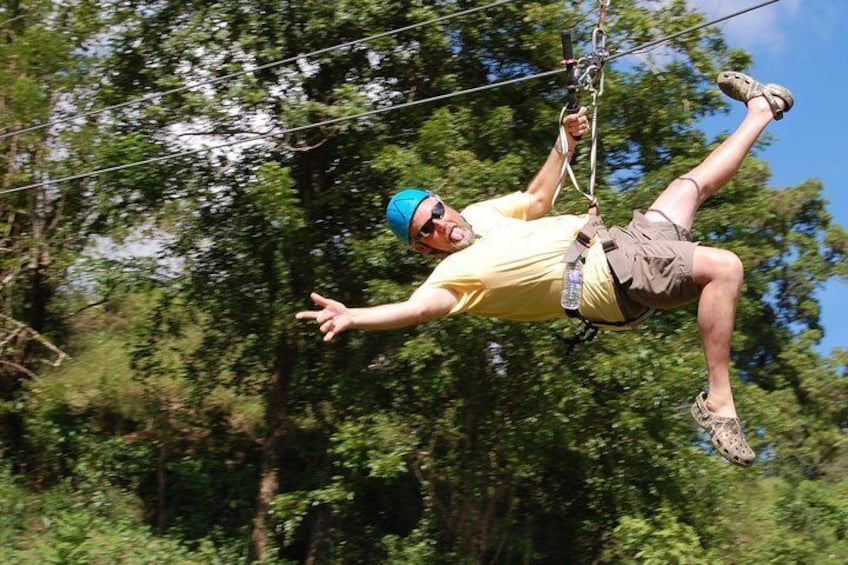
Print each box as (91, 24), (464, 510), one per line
(688, 0), (847, 355)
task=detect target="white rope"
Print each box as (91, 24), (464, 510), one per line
(550, 0), (783, 210)
(586, 71), (604, 200)
(552, 87), (600, 209)
(552, 0), (608, 210)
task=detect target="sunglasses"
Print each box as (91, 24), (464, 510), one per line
(413, 200), (445, 241)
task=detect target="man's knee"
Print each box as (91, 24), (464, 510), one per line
(718, 249), (744, 283)
(695, 247), (744, 287)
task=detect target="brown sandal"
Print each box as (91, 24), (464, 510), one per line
(690, 391), (755, 467)
(717, 70), (795, 120)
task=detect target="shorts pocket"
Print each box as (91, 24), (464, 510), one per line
(627, 251), (699, 309)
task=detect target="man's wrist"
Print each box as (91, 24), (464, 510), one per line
(554, 135), (565, 155)
(554, 135), (573, 156)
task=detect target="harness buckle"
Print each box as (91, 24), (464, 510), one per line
(575, 231), (593, 247)
(559, 322), (600, 354)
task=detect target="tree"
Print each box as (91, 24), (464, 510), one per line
(4, 1), (846, 562)
(0, 0), (112, 467)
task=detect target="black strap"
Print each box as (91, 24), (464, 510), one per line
(602, 240), (618, 253)
(561, 214), (655, 334)
(576, 230), (593, 247)
(559, 322), (600, 355)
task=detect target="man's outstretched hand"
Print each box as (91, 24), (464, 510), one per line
(295, 292), (352, 342)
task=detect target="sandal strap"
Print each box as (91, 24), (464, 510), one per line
(691, 391), (712, 426)
(761, 89), (784, 120)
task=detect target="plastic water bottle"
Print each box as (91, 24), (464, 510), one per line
(561, 260), (583, 310)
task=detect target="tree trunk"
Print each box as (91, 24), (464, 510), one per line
(250, 465), (279, 562)
(306, 504), (331, 565)
(156, 399), (169, 534)
(249, 335), (295, 562)
(156, 439), (167, 533)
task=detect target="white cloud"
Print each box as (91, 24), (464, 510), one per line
(688, 0), (802, 53)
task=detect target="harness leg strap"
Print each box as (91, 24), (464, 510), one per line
(561, 215), (655, 330)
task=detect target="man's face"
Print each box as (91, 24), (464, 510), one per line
(408, 196), (475, 255)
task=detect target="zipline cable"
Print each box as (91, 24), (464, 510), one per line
(0, 0), (518, 142)
(0, 67), (570, 195)
(0, 0), (782, 196)
(605, 0), (780, 65)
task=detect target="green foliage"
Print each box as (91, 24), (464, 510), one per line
(382, 528), (440, 565)
(333, 413), (416, 479)
(0, 462), (243, 564)
(1, 1), (846, 563)
(770, 480), (848, 554)
(713, 477), (848, 563)
(271, 481), (355, 546)
(602, 506), (720, 564)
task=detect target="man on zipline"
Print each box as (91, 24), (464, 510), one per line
(296, 71), (793, 468)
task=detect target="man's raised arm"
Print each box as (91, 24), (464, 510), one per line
(523, 106), (589, 219)
(295, 287), (458, 342)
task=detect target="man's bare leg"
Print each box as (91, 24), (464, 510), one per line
(645, 95), (779, 232)
(692, 246), (744, 418)
(649, 95), (788, 420)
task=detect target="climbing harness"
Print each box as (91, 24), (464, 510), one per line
(560, 215), (655, 330)
(554, 1), (656, 345)
(558, 322), (599, 354)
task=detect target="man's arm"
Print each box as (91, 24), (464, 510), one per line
(523, 107), (589, 220)
(295, 287), (458, 342)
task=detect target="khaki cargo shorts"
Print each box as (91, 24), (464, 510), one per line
(606, 210), (702, 311)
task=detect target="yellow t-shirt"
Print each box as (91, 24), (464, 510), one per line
(421, 192), (625, 324)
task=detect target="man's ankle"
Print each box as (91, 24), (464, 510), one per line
(705, 393), (737, 419)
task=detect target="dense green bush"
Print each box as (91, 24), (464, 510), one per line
(0, 463), (246, 564)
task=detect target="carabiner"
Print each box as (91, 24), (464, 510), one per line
(592, 27), (607, 53)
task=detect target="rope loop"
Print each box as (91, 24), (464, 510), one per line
(552, 2), (609, 210)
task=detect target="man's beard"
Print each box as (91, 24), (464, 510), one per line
(447, 216), (477, 251)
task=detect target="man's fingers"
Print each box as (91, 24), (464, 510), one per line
(565, 109), (589, 137)
(295, 309), (338, 326)
(296, 308), (336, 324)
(562, 107), (590, 139)
(297, 292), (347, 342)
(311, 292), (346, 314)
(310, 292), (329, 307)
(563, 106), (587, 124)
(316, 310), (336, 324)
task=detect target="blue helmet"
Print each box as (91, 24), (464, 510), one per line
(386, 188), (430, 243)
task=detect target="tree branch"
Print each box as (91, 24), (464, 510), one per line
(0, 313), (71, 367)
(0, 359), (37, 380)
(62, 297), (109, 320)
